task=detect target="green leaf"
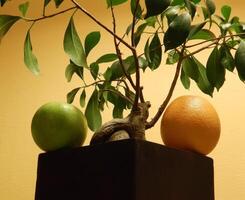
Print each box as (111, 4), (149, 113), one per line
(188, 29), (216, 40)
(184, 0), (196, 19)
(97, 82), (111, 103)
(180, 67), (190, 89)
(233, 23), (245, 38)
(80, 89), (86, 108)
(235, 41), (245, 81)
(85, 89), (102, 131)
(205, 0), (215, 15)
(165, 6), (180, 24)
(90, 62), (99, 80)
(19, 1), (29, 17)
(98, 90), (107, 111)
(182, 57), (199, 81)
(226, 39), (240, 49)
(187, 22), (207, 39)
(164, 12), (191, 51)
(54, 0), (64, 8)
(189, 2), (197, 19)
(145, 0), (171, 18)
(124, 56), (136, 74)
(107, 55), (147, 80)
(130, 0), (143, 18)
(148, 33), (162, 70)
(65, 61), (83, 82)
(44, 0), (51, 7)
(107, 88), (127, 118)
(124, 88), (135, 108)
(191, 0), (201, 4)
(96, 53), (118, 63)
(109, 60), (128, 81)
(65, 63), (76, 82)
(0, 0), (7, 6)
(113, 105), (124, 118)
(120, 56), (148, 73)
(146, 18), (157, 27)
(104, 67), (113, 81)
(85, 31), (100, 56)
(194, 58), (214, 96)
(133, 23), (148, 46)
(219, 45), (235, 72)
(205, 0), (215, 28)
(171, 0), (184, 6)
(221, 5), (231, 22)
(166, 49), (179, 65)
(144, 38), (150, 63)
(201, 6), (209, 20)
(64, 17), (87, 68)
(138, 56), (148, 71)
(0, 15), (20, 43)
(67, 87), (80, 104)
(220, 23), (232, 34)
(230, 16), (239, 24)
(24, 31), (40, 75)
(109, 61), (128, 81)
(206, 46), (225, 90)
(126, 23), (133, 35)
(107, 0), (127, 7)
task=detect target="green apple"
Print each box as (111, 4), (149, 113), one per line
(31, 102), (87, 151)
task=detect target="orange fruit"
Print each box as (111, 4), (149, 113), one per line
(160, 95), (221, 155)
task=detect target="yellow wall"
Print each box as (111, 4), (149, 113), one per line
(0, 0), (245, 199)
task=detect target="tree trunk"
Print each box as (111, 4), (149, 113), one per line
(90, 102), (151, 145)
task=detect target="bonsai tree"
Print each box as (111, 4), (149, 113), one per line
(1, 0), (245, 145)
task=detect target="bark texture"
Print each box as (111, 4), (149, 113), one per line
(90, 102), (151, 145)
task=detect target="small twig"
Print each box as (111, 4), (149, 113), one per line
(120, 78), (131, 91)
(42, 1), (46, 16)
(185, 38), (216, 48)
(143, 31), (165, 35)
(81, 80), (104, 88)
(23, 6), (77, 22)
(146, 47), (185, 129)
(80, 78), (131, 91)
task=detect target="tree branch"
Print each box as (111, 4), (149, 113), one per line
(183, 40), (219, 59)
(131, 0), (140, 47)
(71, 0), (133, 51)
(145, 47), (185, 129)
(131, 0), (144, 110)
(185, 33), (245, 49)
(131, 48), (142, 109)
(109, 3), (137, 91)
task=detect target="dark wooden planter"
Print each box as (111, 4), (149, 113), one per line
(35, 139), (214, 200)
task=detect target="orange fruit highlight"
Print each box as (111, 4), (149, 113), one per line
(160, 95), (221, 155)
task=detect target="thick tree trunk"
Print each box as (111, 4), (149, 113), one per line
(90, 102), (151, 145)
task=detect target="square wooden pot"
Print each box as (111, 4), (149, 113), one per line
(35, 139), (214, 200)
